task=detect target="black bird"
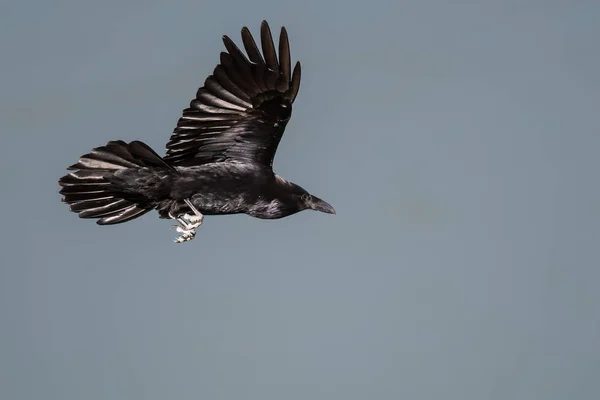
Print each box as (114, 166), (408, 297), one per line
(58, 21), (335, 243)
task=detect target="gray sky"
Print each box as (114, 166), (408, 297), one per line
(1, 1), (599, 399)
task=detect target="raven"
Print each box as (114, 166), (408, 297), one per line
(58, 21), (335, 243)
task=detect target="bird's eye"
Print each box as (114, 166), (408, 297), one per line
(300, 193), (310, 202)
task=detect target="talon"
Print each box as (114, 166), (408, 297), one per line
(173, 225), (196, 243)
(169, 199), (204, 243)
(174, 233), (195, 243)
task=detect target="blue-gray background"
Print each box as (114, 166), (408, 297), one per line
(1, 1), (598, 399)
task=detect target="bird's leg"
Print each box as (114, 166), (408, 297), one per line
(169, 200), (205, 243)
(183, 199), (204, 226)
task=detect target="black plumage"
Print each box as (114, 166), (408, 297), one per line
(58, 21), (334, 242)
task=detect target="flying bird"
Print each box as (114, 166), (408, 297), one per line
(58, 21), (335, 243)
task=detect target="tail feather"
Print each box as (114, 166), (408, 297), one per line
(68, 151), (139, 170)
(97, 205), (150, 225)
(78, 199), (135, 219)
(59, 192), (112, 202)
(69, 197), (127, 213)
(59, 140), (172, 225)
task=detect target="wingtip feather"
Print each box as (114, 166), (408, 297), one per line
(260, 20), (279, 73)
(286, 61), (301, 102)
(278, 26), (291, 85)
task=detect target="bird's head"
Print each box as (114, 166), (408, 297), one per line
(299, 192), (336, 215)
(274, 175), (335, 216)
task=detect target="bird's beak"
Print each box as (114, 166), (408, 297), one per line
(310, 196), (336, 215)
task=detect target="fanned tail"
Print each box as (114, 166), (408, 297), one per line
(58, 140), (173, 225)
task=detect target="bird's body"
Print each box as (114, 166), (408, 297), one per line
(110, 162), (307, 219)
(58, 21), (334, 242)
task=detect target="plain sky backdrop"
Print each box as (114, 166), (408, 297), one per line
(1, 1), (598, 399)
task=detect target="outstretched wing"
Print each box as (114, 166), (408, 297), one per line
(164, 21), (301, 168)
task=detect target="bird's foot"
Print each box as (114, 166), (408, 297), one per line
(183, 213), (203, 227)
(170, 212), (204, 243)
(172, 225), (197, 243)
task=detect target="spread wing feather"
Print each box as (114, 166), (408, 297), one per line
(164, 21), (301, 167)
